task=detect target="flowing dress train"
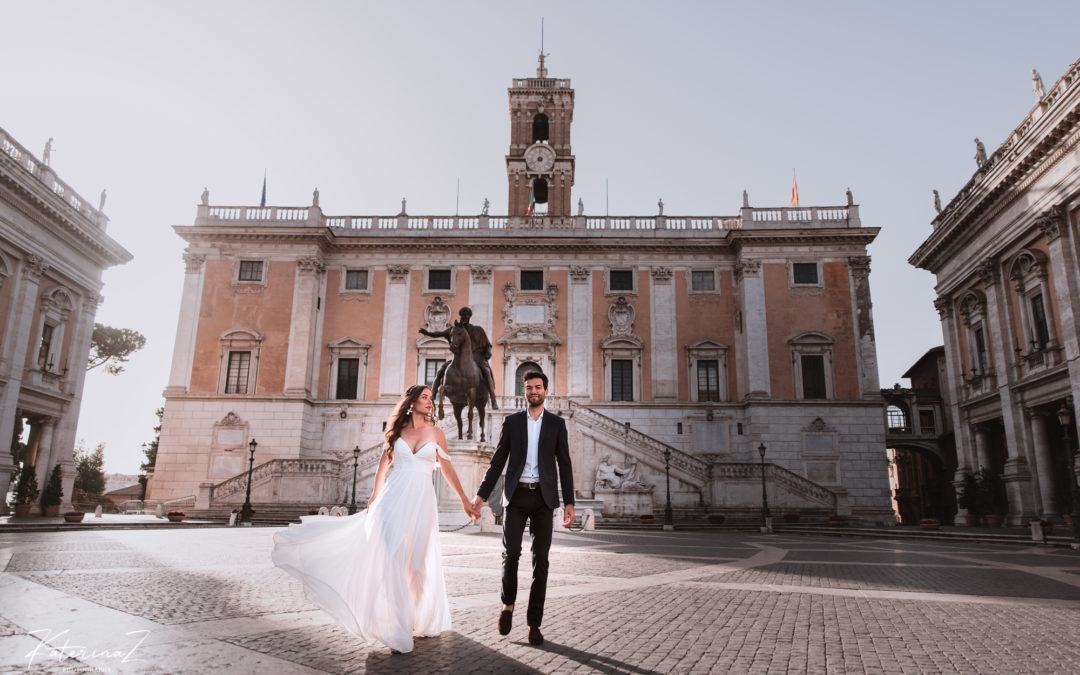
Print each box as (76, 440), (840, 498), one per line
(271, 438), (451, 653)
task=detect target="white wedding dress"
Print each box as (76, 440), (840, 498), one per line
(272, 438), (452, 653)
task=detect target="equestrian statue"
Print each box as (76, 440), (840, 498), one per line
(419, 306), (498, 442)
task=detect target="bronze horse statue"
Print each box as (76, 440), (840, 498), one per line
(437, 322), (488, 442)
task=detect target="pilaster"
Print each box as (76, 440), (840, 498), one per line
(379, 265), (412, 398)
(568, 265), (592, 398)
(847, 256), (880, 396)
(1027, 410), (1057, 516)
(735, 259), (769, 398)
(283, 256), (325, 395)
(166, 252), (206, 394)
(0, 255), (47, 471)
(649, 267), (677, 400)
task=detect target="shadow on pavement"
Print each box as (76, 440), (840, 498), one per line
(542, 640), (660, 675)
(364, 632), (542, 674)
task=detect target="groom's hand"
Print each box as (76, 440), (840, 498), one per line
(562, 504), (575, 527)
(471, 495), (484, 511)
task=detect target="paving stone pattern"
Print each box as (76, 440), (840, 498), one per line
(1, 528), (1079, 673)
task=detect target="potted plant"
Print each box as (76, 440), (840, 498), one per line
(41, 464), (63, 517)
(956, 472), (980, 526)
(918, 517), (940, 531)
(167, 510), (186, 522)
(64, 510), (85, 523)
(9, 464), (40, 517)
(977, 468), (1008, 527)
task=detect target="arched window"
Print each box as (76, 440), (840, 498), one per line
(886, 405), (909, 432)
(532, 178), (548, 205)
(532, 113), (549, 143)
(515, 362), (542, 396)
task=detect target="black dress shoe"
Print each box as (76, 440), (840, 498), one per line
(528, 626), (544, 645)
(498, 609), (513, 635)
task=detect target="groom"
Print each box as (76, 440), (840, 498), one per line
(473, 370), (574, 646)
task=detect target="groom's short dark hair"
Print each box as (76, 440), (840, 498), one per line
(523, 370), (548, 390)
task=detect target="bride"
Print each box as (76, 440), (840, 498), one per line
(272, 385), (479, 653)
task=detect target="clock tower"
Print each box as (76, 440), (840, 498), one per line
(506, 54), (575, 218)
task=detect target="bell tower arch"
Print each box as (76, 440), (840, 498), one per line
(506, 53), (575, 218)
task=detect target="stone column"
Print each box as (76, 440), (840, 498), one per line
(0, 255), (48, 493)
(1027, 411), (1058, 516)
(568, 266), (592, 398)
(32, 417), (55, 494)
(649, 267), (677, 400)
(736, 259), (769, 398)
(166, 252), (206, 394)
(973, 425), (991, 470)
(977, 259), (1034, 523)
(1037, 207), (1080, 418)
(935, 296), (973, 476)
(848, 257), (880, 396)
(379, 265), (412, 398)
(468, 265), (494, 346)
(50, 292), (101, 511)
(284, 256), (325, 395)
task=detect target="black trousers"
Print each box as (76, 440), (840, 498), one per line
(501, 486), (553, 627)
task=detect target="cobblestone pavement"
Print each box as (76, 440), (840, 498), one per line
(1, 527), (1079, 673)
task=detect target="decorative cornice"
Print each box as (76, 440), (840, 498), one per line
(183, 252), (206, 274)
(650, 266), (672, 283)
(847, 256), (871, 279)
(933, 296), (953, 320)
(1034, 205), (1066, 242)
(386, 264), (410, 281)
(296, 255), (326, 275)
(974, 259), (999, 287)
(21, 253), (48, 280)
(469, 265), (492, 282)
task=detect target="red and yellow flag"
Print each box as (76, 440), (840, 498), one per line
(790, 172), (799, 207)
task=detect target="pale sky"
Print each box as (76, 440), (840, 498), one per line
(2, 1), (1077, 474)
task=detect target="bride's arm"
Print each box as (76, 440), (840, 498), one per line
(368, 448), (392, 508)
(434, 429), (478, 519)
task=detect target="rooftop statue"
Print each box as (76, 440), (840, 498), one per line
(1032, 69), (1045, 98)
(974, 138), (987, 168)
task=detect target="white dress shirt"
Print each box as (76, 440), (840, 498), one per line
(521, 409), (543, 482)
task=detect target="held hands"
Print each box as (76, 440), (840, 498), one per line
(562, 504), (575, 527)
(461, 498), (481, 521)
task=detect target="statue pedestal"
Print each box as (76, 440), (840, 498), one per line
(594, 489), (654, 517)
(436, 439), (492, 527)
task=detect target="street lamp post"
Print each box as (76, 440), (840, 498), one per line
(663, 447), (673, 530)
(1056, 404), (1080, 542)
(348, 445), (361, 515)
(758, 443), (771, 533)
(241, 439), (257, 526)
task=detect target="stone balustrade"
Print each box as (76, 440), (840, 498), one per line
(194, 204), (860, 233)
(0, 126), (107, 227)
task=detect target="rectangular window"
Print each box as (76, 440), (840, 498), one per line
(974, 327), (988, 372)
(37, 323), (54, 368)
(792, 262), (819, 285)
(1030, 294), (1050, 348)
(238, 260), (263, 282)
(520, 270), (544, 291)
(919, 409), (936, 435)
(610, 270), (633, 292)
(801, 354), (827, 399)
(225, 351), (251, 394)
(691, 270), (715, 292)
(428, 269), (451, 290)
(335, 358), (359, 399)
(697, 360), (720, 401)
(344, 270), (368, 291)
(612, 359), (633, 401)
(425, 359), (446, 388)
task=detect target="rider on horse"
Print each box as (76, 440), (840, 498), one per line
(419, 306), (499, 411)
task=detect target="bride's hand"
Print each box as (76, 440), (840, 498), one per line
(461, 498), (478, 520)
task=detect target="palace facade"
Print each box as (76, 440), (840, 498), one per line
(153, 60), (892, 523)
(910, 58), (1080, 526)
(0, 127), (132, 512)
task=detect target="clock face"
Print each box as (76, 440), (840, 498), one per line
(524, 144), (556, 173)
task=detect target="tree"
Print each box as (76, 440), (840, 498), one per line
(73, 441), (106, 495)
(87, 323), (146, 375)
(9, 463), (39, 506)
(138, 407), (163, 500)
(42, 464), (64, 507)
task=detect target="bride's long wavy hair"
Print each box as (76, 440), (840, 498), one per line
(383, 384), (432, 458)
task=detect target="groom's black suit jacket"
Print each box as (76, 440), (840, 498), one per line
(477, 409), (575, 510)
